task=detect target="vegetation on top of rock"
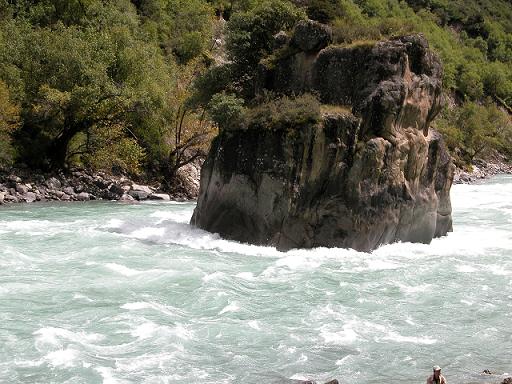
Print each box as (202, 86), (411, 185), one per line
(242, 93), (321, 131)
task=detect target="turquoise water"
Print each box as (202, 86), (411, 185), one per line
(1, 176), (511, 384)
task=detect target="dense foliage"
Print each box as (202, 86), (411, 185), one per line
(0, 0), (511, 175)
(0, 0), (215, 175)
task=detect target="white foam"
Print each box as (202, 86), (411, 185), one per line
(457, 265), (477, 273)
(174, 323), (194, 340)
(121, 302), (150, 310)
(248, 320), (261, 331)
(486, 264), (511, 276)
(363, 258), (401, 271)
(405, 317), (415, 325)
(103, 219), (124, 228)
(34, 327), (104, 347)
(275, 255), (322, 270)
(131, 322), (158, 340)
(44, 348), (79, 368)
(131, 322), (193, 341)
(121, 301), (182, 318)
(319, 323), (359, 345)
(105, 263), (142, 277)
(397, 282), (433, 294)
(382, 331), (437, 345)
(73, 293), (94, 302)
(150, 210), (191, 224)
(219, 302), (240, 315)
(95, 367), (129, 384)
(290, 374), (313, 381)
(236, 272), (255, 280)
(129, 226), (166, 240)
(202, 271), (225, 282)
(335, 355), (352, 366)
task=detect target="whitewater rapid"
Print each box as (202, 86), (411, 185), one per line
(0, 176), (511, 384)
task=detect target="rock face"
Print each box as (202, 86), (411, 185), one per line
(290, 20), (332, 52)
(191, 30), (454, 252)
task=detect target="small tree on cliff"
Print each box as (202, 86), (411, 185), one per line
(225, 0), (305, 98)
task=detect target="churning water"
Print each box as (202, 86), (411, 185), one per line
(1, 176), (511, 384)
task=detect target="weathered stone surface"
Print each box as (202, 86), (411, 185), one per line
(192, 33), (453, 252)
(53, 190), (65, 198)
(149, 193), (171, 201)
(108, 183), (125, 196)
(4, 194), (18, 203)
(63, 186), (75, 196)
(131, 183), (153, 194)
(16, 183), (29, 194)
(0, 191), (4, 204)
(7, 174), (21, 184)
(24, 192), (37, 203)
(129, 190), (149, 200)
(291, 19), (332, 52)
(77, 192), (90, 201)
(46, 177), (61, 190)
(119, 193), (135, 202)
(60, 193), (71, 201)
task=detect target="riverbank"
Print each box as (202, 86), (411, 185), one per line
(0, 162), (201, 205)
(453, 155), (512, 184)
(1, 155), (511, 206)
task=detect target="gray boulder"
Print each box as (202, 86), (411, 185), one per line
(131, 183), (153, 194)
(4, 194), (18, 203)
(129, 190), (149, 200)
(108, 183), (125, 196)
(119, 193), (135, 202)
(46, 177), (61, 190)
(7, 174), (21, 185)
(291, 19), (332, 52)
(149, 193), (171, 201)
(24, 192), (37, 203)
(53, 190), (65, 199)
(77, 192), (90, 201)
(16, 183), (29, 194)
(63, 186), (75, 196)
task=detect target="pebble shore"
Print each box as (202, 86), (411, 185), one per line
(0, 162), (200, 205)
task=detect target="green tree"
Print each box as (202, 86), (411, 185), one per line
(0, 80), (20, 167)
(226, 0), (305, 96)
(207, 92), (246, 130)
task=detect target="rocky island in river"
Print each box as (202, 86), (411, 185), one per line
(191, 22), (454, 252)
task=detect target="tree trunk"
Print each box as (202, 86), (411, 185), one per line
(48, 122), (86, 170)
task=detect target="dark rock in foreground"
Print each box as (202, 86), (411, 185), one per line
(191, 31), (454, 252)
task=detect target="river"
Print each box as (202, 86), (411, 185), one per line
(1, 175), (511, 384)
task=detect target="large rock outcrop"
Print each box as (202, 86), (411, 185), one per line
(191, 28), (454, 252)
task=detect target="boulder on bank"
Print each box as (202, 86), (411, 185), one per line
(291, 19), (332, 52)
(0, 167), (199, 204)
(149, 193), (171, 201)
(191, 32), (454, 252)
